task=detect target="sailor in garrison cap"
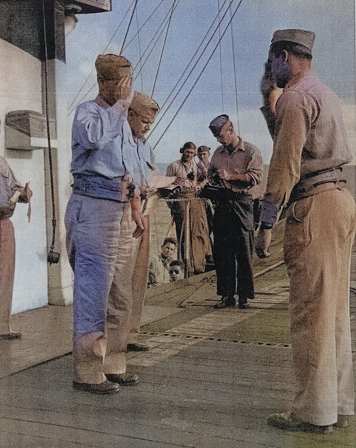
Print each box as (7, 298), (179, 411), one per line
(257, 30), (355, 433)
(207, 114), (263, 310)
(107, 91), (168, 372)
(65, 54), (146, 394)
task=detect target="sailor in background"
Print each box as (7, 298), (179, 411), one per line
(208, 115), (263, 310)
(0, 156), (32, 340)
(166, 142), (212, 276)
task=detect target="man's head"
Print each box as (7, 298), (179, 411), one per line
(161, 237), (176, 259)
(169, 260), (184, 282)
(268, 29), (314, 88)
(209, 115), (236, 147)
(96, 54), (132, 105)
(180, 142), (197, 163)
(197, 145), (210, 163)
(128, 92), (159, 139)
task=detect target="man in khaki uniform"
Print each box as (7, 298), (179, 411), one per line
(105, 92), (160, 384)
(0, 157), (32, 340)
(257, 29), (355, 433)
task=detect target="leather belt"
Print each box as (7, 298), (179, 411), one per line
(290, 167), (346, 203)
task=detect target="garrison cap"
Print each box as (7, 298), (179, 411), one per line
(130, 92), (159, 121)
(209, 114), (229, 137)
(95, 54), (132, 80)
(270, 29), (315, 52)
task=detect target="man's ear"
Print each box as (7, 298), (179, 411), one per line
(281, 50), (289, 63)
(127, 109), (134, 121)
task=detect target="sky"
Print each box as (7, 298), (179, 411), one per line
(65, 0), (356, 165)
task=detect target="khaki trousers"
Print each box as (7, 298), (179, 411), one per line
(284, 188), (355, 426)
(105, 204), (150, 374)
(0, 219), (15, 334)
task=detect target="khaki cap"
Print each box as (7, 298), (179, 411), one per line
(271, 29), (315, 52)
(130, 92), (159, 121)
(95, 54), (132, 80)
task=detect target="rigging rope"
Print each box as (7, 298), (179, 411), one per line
(151, 0), (177, 98)
(218, 0), (224, 111)
(133, 1), (181, 81)
(41, 0), (60, 264)
(67, 3), (134, 115)
(135, 8), (144, 92)
(122, 0), (166, 53)
(150, 0), (237, 145)
(150, 0), (229, 120)
(120, 0), (139, 55)
(152, 0), (243, 150)
(229, 4), (240, 134)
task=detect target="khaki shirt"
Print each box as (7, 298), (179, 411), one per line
(166, 159), (198, 191)
(0, 157), (22, 219)
(208, 139), (263, 198)
(265, 73), (352, 208)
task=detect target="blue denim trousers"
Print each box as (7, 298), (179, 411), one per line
(65, 193), (124, 383)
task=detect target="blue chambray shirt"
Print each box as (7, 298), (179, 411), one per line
(71, 95), (129, 179)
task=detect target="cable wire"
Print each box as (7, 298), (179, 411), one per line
(151, 0), (177, 97)
(120, 0), (139, 55)
(133, 1), (181, 81)
(152, 0), (243, 150)
(229, 2), (240, 133)
(150, 0), (235, 143)
(152, 0), (229, 118)
(121, 0), (166, 53)
(67, 2), (134, 115)
(41, 0), (59, 263)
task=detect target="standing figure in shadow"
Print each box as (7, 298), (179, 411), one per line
(166, 142), (212, 276)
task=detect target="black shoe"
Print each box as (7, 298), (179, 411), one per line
(106, 372), (140, 386)
(206, 255), (214, 264)
(214, 296), (235, 309)
(238, 297), (250, 309)
(127, 342), (149, 352)
(73, 379), (120, 394)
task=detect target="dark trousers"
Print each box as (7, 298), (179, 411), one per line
(213, 201), (254, 299)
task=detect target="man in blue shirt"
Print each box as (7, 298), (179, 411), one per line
(65, 54), (144, 395)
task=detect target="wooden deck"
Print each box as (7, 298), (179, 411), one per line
(0, 223), (356, 447)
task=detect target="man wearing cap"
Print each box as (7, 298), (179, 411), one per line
(257, 29), (355, 433)
(65, 54), (145, 394)
(166, 142), (212, 275)
(105, 91), (161, 381)
(196, 145), (210, 186)
(208, 116), (263, 309)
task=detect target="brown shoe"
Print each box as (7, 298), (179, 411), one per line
(73, 379), (120, 394)
(0, 331), (21, 340)
(106, 372), (139, 386)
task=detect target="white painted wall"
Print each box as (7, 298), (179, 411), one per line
(0, 40), (48, 313)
